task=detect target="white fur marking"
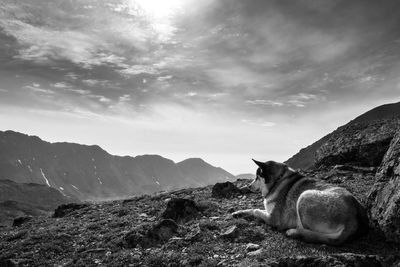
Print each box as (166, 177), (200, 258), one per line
(263, 199), (275, 216)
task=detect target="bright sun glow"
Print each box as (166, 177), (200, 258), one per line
(134, 0), (183, 19)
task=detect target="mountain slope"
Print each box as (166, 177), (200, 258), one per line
(350, 102), (400, 124)
(285, 101), (400, 170)
(0, 130), (235, 201)
(0, 171), (398, 266)
(177, 158), (235, 187)
(0, 179), (73, 226)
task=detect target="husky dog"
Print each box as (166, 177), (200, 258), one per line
(232, 160), (369, 245)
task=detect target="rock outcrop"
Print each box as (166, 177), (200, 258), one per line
(212, 181), (243, 198)
(161, 198), (200, 223)
(53, 203), (89, 218)
(286, 101), (400, 170)
(315, 119), (400, 168)
(368, 130), (400, 244)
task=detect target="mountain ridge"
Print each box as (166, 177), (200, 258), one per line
(0, 130), (235, 201)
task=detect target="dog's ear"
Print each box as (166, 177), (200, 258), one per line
(252, 159), (265, 168)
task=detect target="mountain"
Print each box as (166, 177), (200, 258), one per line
(0, 179), (73, 226)
(286, 101), (400, 170)
(350, 102), (400, 124)
(0, 130), (235, 201)
(177, 158), (235, 187)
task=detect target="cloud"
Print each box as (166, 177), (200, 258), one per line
(246, 100), (284, 107)
(24, 84), (54, 94)
(241, 119), (276, 127)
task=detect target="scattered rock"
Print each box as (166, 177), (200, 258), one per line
(12, 216), (33, 227)
(124, 219), (178, 248)
(0, 259), (19, 267)
(185, 224), (202, 241)
(212, 182), (242, 198)
(247, 248), (263, 257)
(53, 203), (88, 218)
(161, 198), (200, 223)
(246, 243), (260, 252)
(239, 186), (254, 194)
(220, 225), (238, 239)
(6, 230), (28, 241)
(368, 130), (400, 244)
(117, 209), (128, 217)
(149, 219), (178, 242)
(269, 253), (396, 267)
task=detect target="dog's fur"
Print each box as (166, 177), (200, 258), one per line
(232, 160), (369, 245)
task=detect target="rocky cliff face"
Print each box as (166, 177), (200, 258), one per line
(286, 101), (400, 170)
(0, 130), (235, 201)
(368, 130), (400, 243)
(315, 119), (400, 168)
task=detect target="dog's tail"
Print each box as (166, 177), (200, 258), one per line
(286, 225), (347, 246)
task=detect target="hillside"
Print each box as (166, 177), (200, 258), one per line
(285, 101), (400, 170)
(0, 130), (235, 201)
(0, 169), (399, 266)
(0, 180), (73, 226)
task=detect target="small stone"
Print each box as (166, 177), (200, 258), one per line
(245, 243), (260, 252)
(139, 213), (148, 217)
(247, 248), (263, 256)
(12, 216), (33, 227)
(221, 225), (238, 239)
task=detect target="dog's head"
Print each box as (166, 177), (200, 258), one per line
(249, 159), (293, 197)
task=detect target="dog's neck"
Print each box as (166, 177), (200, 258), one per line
(263, 168), (301, 199)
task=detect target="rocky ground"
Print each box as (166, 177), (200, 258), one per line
(1, 167), (399, 267)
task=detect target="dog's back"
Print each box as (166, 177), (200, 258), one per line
(282, 177), (368, 245)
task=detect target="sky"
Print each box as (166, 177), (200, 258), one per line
(1, 0), (400, 174)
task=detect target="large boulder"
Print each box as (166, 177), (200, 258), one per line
(212, 181), (243, 198)
(53, 203), (88, 218)
(315, 119), (400, 168)
(368, 130), (400, 244)
(161, 198), (200, 223)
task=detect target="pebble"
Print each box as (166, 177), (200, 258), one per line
(245, 243), (260, 252)
(247, 248), (263, 256)
(220, 225), (238, 239)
